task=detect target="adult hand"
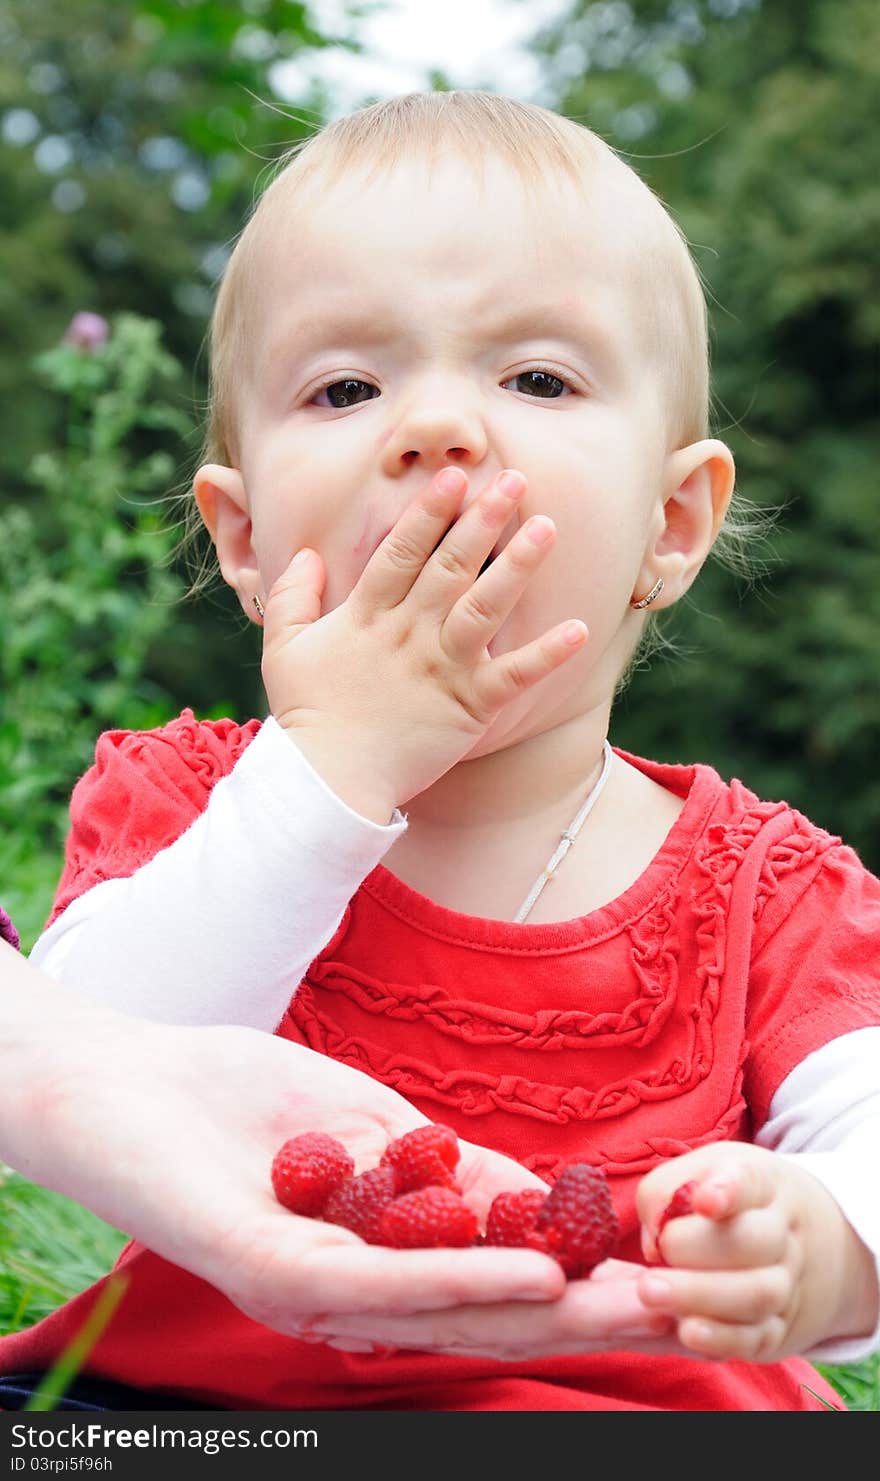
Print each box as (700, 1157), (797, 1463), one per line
(13, 990), (670, 1358)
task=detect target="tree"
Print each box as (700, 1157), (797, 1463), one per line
(529, 0), (880, 865)
(0, 0), (381, 724)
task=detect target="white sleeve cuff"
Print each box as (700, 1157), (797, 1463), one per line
(30, 716), (407, 1030)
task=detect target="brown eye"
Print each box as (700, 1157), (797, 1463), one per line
(511, 370), (567, 399)
(315, 379), (378, 408)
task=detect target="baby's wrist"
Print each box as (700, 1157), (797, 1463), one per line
(824, 1211), (880, 1346)
(781, 1152), (880, 1350)
(277, 720), (400, 826)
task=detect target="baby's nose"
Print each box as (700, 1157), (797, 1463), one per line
(402, 444), (469, 468)
(380, 387), (489, 477)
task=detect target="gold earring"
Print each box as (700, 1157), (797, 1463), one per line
(253, 594), (265, 620)
(630, 576), (664, 610)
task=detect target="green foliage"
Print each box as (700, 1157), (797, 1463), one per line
(537, 0), (880, 869)
(0, 0), (336, 731)
(0, 0), (366, 493)
(816, 1357), (880, 1413)
(0, 1166), (126, 1336)
(0, 313), (189, 943)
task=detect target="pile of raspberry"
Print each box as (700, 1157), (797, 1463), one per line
(270, 1124), (619, 1278)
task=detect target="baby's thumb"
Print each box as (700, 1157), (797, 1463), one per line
(263, 549), (324, 640)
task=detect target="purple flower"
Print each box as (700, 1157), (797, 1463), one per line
(63, 311), (110, 352)
(0, 904), (20, 952)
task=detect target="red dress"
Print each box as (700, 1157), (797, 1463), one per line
(4, 711), (879, 1410)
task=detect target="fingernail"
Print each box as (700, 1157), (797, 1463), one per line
(292, 549), (311, 567)
(436, 467), (466, 495)
(703, 1179), (731, 1211)
(525, 516), (554, 545)
(641, 1276), (673, 1304)
(685, 1320), (714, 1349)
(563, 622), (588, 646)
(498, 470), (525, 499)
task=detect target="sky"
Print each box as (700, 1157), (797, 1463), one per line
(271, 0), (574, 117)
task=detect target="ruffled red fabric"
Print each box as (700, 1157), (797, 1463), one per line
(7, 711), (878, 1411)
(49, 710), (261, 924)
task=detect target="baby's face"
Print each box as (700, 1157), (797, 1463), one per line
(229, 152), (676, 740)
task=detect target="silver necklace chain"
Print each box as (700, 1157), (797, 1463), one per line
(513, 741), (614, 924)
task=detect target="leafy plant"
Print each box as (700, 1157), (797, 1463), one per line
(0, 312), (189, 943)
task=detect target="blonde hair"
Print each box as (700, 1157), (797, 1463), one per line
(192, 90), (769, 620)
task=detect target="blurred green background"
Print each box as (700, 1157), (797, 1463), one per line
(0, 0), (877, 1411)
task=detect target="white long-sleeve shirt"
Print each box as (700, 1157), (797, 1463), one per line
(29, 717), (880, 1363)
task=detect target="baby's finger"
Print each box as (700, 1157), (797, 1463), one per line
(352, 466), (468, 612)
(442, 516), (558, 663)
(638, 1149), (779, 1253)
(639, 1265), (793, 1326)
(262, 547), (326, 647)
(676, 1313), (791, 1364)
(658, 1206), (789, 1271)
(473, 620), (589, 713)
(691, 1159), (777, 1222)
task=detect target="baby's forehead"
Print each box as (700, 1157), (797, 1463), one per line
(247, 148), (657, 317)
(265, 146), (644, 241)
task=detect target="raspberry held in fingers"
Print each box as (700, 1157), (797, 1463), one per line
(657, 1179), (698, 1239)
(654, 1178), (699, 1266)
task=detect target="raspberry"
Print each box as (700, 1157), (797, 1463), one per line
(380, 1124), (461, 1193)
(322, 1166), (399, 1244)
(379, 1187), (479, 1249)
(656, 1179), (698, 1243)
(528, 1163), (619, 1278)
(270, 1133), (355, 1216)
(484, 1189), (546, 1248)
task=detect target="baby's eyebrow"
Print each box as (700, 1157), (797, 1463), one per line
(480, 302), (610, 348)
(263, 300), (619, 396)
(280, 300), (610, 356)
(282, 309), (398, 353)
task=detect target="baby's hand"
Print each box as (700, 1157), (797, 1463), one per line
(636, 1143), (878, 1362)
(260, 467), (588, 819)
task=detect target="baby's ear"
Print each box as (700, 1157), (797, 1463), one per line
(644, 440), (736, 605)
(193, 463), (260, 617)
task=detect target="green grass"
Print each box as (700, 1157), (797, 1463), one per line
(1, 1166), (877, 1410)
(0, 1166), (128, 1336)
